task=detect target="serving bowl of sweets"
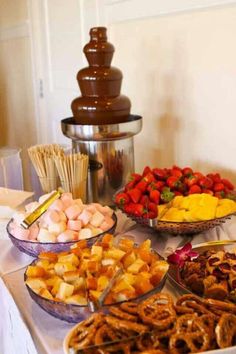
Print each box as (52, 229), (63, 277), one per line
(7, 192), (117, 257)
(168, 240), (236, 304)
(64, 291), (236, 354)
(115, 165), (236, 235)
(24, 234), (169, 323)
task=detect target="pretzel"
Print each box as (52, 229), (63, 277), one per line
(169, 331), (210, 353)
(215, 313), (236, 348)
(70, 313), (104, 349)
(138, 293), (176, 329)
(120, 301), (139, 315)
(105, 315), (148, 333)
(94, 324), (119, 345)
(109, 306), (138, 322)
(205, 298), (236, 315)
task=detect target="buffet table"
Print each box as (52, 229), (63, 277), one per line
(1, 210), (236, 354)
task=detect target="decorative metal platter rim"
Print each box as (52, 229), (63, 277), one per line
(168, 240), (236, 296)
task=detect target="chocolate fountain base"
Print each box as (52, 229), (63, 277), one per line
(61, 115), (142, 205)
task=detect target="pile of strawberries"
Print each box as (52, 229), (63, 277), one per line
(115, 165), (235, 219)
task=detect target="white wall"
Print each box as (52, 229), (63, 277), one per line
(108, 5), (236, 182)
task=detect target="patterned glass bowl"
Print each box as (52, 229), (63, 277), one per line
(6, 213), (117, 258)
(24, 250), (168, 323)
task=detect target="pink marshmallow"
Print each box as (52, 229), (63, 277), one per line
(100, 215), (114, 230)
(85, 204), (97, 214)
(65, 204), (81, 220)
(44, 210), (61, 224)
(12, 225), (30, 240)
(61, 193), (73, 209)
(28, 224), (39, 240)
(78, 209), (92, 226)
(49, 199), (65, 212)
(67, 219), (82, 231)
(57, 230), (78, 242)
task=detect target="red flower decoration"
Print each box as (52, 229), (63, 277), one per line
(167, 243), (198, 268)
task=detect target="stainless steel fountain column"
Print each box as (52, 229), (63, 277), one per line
(61, 115), (142, 205)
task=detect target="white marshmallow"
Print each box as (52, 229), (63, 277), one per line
(28, 224), (39, 240)
(85, 204), (97, 214)
(44, 210), (61, 224)
(90, 211), (105, 228)
(67, 219), (82, 231)
(49, 199), (65, 212)
(61, 193), (73, 209)
(48, 221), (67, 236)
(78, 228), (93, 240)
(65, 204), (82, 220)
(37, 228), (57, 243)
(58, 211), (67, 222)
(57, 230), (78, 242)
(78, 209), (92, 226)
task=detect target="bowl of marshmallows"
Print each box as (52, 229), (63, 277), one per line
(7, 192), (117, 257)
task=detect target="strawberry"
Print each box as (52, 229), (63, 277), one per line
(214, 191), (225, 199)
(213, 183), (225, 192)
(221, 178), (234, 191)
(147, 181), (165, 193)
(129, 173), (142, 183)
(193, 172), (204, 179)
(204, 189), (214, 195)
(127, 188), (142, 203)
(188, 185), (201, 194)
(185, 175), (199, 187)
(124, 180), (136, 191)
(182, 167), (193, 177)
(115, 192), (130, 207)
(167, 176), (181, 189)
(135, 180), (148, 193)
(149, 189), (160, 204)
(147, 210), (157, 219)
(207, 173), (221, 183)
(140, 195), (150, 207)
(142, 166), (152, 176)
(172, 165), (182, 171)
(152, 168), (168, 180)
(198, 177), (213, 189)
(174, 191), (183, 196)
(130, 203), (145, 217)
(148, 202), (158, 213)
(143, 172), (155, 184)
(171, 168), (183, 178)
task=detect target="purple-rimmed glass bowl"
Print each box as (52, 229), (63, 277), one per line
(24, 249), (168, 323)
(7, 212), (117, 258)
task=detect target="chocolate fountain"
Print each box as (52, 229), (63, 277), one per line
(61, 27), (142, 205)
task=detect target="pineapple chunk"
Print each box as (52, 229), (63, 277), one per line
(139, 239), (151, 251)
(101, 258), (116, 266)
(26, 266), (46, 278)
(161, 208), (185, 222)
(91, 245), (103, 260)
(36, 260), (50, 270)
(120, 273), (136, 286)
(122, 251), (136, 269)
(127, 259), (146, 274)
(45, 276), (62, 288)
(57, 282), (74, 300)
(38, 288), (54, 300)
(118, 238), (135, 252)
(105, 248), (126, 260)
(71, 277), (85, 291)
(112, 279), (135, 293)
(57, 253), (79, 266)
(54, 262), (76, 276)
(89, 290), (102, 300)
(97, 275), (109, 291)
(65, 294), (87, 305)
(25, 278), (47, 293)
(63, 270), (81, 283)
(172, 196), (184, 208)
(51, 278), (63, 296)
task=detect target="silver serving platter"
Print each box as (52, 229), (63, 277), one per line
(168, 240), (236, 295)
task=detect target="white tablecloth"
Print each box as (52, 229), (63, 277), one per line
(1, 212), (236, 354)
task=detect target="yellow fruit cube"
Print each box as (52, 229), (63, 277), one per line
(54, 262), (76, 276)
(127, 259), (146, 274)
(71, 277), (85, 291)
(57, 282), (74, 300)
(91, 245), (103, 260)
(38, 288), (54, 300)
(25, 278), (47, 293)
(89, 290), (102, 300)
(161, 208), (185, 222)
(122, 251), (136, 269)
(112, 279), (135, 293)
(26, 266), (46, 278)
(97, 275), (109, 291)
(65, 294), (87, 305)
(106, 248), (126, 260)
(139, 239), (151, 251)
(36, 260), (50, 270)
(51, 278), (63, 296)
(57, 253), (79, 266)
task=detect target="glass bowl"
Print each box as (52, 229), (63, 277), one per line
(7, 213), (117, 258)
(24, 248), (168, 323)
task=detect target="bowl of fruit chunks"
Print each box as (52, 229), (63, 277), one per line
(114, 166), (236, 234)
(24, 234), (169, 323)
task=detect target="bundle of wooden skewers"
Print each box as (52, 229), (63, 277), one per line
(28, 144), (88, 201)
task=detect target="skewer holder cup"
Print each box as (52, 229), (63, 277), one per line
(61, 115), (142, 205)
